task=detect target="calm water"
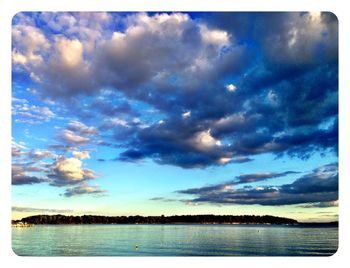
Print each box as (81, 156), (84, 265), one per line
(12, 224), (338, 256)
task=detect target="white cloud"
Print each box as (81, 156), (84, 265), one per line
(49, 156), (97, 186)
(29, 149), (57, 160)
(182, 111), (191, 119)
(12, 24), (50, 67)
(217, 157), (232, 165)
(55, 37), (84, 67)
(72, 151), (90, 159)
(267, 90), (278, 105)
(53, 157), (85, 181)
(214, 113), (245, 128)
(63, 182), (107, 197)
(30, 72), (41, 82)
(109, 118), (129, 127)
(263, 12), (337, 64)
(12, 51), (27, 65)
(200, 25), (230, 47)
(225, 84), (236, 92)
(12, 139), (27, 158)
(190, 129), (221, 152)
(12, 103), (55, 124)
(15, 12), (239, 99)
(60, 129), (90, 145)
(67, 120), (98, 135)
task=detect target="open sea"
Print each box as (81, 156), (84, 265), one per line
(12, 224), (338, 256)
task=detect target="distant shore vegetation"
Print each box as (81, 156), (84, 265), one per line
(11, 214), (336, 225)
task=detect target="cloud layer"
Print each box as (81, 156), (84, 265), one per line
(12, 12), (338, 206)
(12, 120), (104, 197)
(177, 163), (338, 206)
(12, 12), (338, 169)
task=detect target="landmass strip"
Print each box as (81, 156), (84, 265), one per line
(11, 214), (338, 226)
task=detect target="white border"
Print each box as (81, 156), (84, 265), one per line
(1, 0), (349, 267)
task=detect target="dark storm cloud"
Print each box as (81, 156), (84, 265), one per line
(110, 17), (337, 168)
(205, 12), (338, 69)
(12, 12), (338, 169)
(255, 12), (338, 65)
(177, 163), (338, 206)
(115, 118), (234, 168)
(280, 163), (338, 194)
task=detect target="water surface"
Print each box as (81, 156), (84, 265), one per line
(12, 224), (338, 256)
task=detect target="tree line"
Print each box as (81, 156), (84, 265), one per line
(14, 214), (299, 225)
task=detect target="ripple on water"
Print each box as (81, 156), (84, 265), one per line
(12, 224), (338, 256)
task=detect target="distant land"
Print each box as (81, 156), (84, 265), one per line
(11, 214), (338, 226)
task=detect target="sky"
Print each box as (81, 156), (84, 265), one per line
(11, 12), (338, 222)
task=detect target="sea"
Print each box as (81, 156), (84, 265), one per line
(12, 224), (338, 256)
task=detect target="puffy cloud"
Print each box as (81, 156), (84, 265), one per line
(12, 12), (338, 169)
(54, 38), (83, 67)
(12, 136), (101, 198)
(12, 24), (50, 67)
(13, 12), (245, 101)
(205, 12), (338, 65)
(199, 24), (230, 46)
(91, 12), (238, 100)
(177, 163), (338, 206)
(48, 156), (97, 186)
(116, 120), (233, 168)
(257, 12), (338, 65)
(189, 130), (221, 152)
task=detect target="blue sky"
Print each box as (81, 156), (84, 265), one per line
(12, 12), (338, 222)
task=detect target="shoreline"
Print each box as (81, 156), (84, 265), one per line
(12, 214), (338, 227)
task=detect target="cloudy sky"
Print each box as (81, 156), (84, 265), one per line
(12, 12), (338, 222)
